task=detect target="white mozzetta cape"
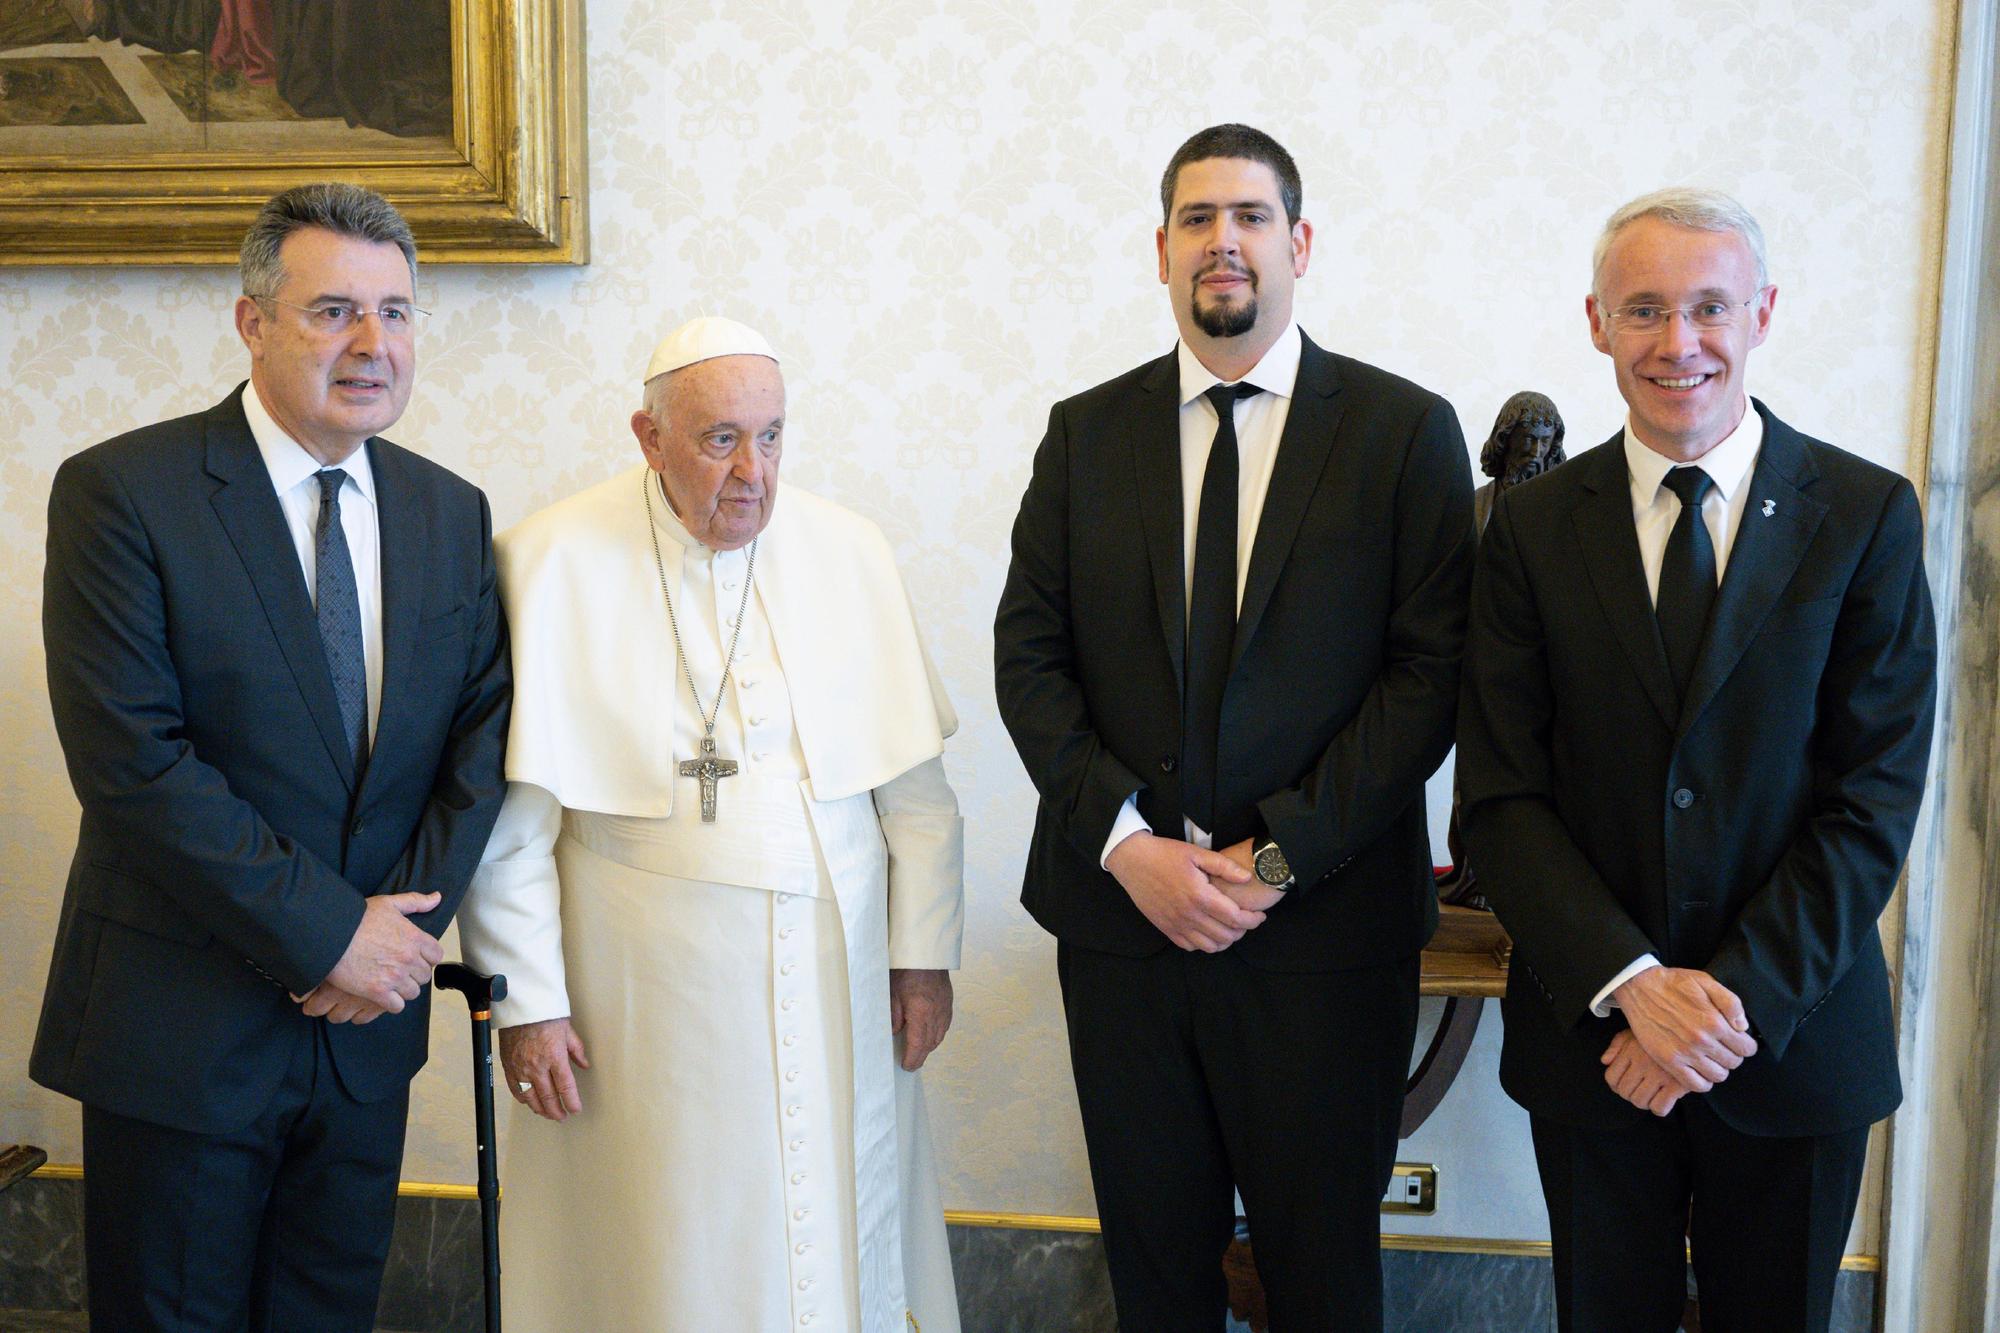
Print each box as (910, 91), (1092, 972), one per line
(498, 465), (957, 814)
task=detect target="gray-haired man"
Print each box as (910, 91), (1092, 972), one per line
(32, 183), (511, 1329)
(1458, 188), (1934, 1330)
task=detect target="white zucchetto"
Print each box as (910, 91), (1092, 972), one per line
(643, 316), (779, 383)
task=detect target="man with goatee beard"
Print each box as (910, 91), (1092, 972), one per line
(994, 123), (1474, 1332)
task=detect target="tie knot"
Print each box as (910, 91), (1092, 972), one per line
(317, 469), (349, 503)
(1204, 381), (1264, 416)
(1662, 466), (1713, 509)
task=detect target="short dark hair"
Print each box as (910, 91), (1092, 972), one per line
(239, 182), (418, 297)
(1159, 124), (1302, 226)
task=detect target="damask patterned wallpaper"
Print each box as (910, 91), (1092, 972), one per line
(0, 0), (1951, 1250)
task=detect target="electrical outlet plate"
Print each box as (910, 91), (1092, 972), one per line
(1380, 1162), (1437, 1215)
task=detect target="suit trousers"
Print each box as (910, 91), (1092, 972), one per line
(1058, 941), (1418, 1333)
(82, 1018), (409, 1332)
(1530, 1097), (1868, 1333)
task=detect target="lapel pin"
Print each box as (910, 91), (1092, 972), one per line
(1761, 499), (1776, 517)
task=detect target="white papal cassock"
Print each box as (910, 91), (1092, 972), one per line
(458, 466), (964, 1333)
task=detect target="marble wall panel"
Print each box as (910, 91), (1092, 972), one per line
(0, 1182), (1883, 1332)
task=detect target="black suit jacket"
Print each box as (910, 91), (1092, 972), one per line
(31, 387), (512, 1135)
(994, 334), (1473, 970)
(1457, 401), (1935, 1137)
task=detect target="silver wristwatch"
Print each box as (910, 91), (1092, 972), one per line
(1252, 836), (1295, 891)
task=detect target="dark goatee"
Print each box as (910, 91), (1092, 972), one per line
(1193, 297), (1258, 338)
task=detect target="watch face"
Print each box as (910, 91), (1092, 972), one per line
(1255, 843), (1289, 885)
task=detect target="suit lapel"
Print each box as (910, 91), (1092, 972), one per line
(1230, 334), (1345, 669)
(363, 438), (429, 794)
(204, 390), (358, 789)
(1676, 405), (1826, 738)
(1570, 436), (1680, 732)
(1131, 351), (1190, 694)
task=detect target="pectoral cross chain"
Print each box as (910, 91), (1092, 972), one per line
(645, 471), (760, 826)
(678, 734), (738, 823)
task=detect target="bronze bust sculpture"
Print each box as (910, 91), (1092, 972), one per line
(1472, 390), (1567, 535)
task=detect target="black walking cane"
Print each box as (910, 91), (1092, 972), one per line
(435, 963), (507, 1333)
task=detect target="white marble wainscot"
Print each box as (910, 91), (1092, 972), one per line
(1881, 0), (2000, 1329)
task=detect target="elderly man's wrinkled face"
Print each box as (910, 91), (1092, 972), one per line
(631, 354), (783, 551)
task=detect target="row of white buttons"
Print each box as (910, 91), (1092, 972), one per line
(775, 890), (820, 1329)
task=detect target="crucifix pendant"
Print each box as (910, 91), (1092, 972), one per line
(678, 734), (738, 823)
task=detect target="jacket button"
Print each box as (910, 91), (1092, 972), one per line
(1672, 788), (1695, 809)
(1159, 755), (1177, 773)
(350, 818), (366, 837)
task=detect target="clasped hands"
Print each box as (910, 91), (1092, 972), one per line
(1106, 832), (1284, 953)
(1601, 965), (1758, 1117)
(291, 890), (445, 1025)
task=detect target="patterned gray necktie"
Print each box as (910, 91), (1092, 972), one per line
(315, 469), (369, 772)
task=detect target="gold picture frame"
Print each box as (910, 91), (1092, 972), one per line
(0, 0), (586, 265)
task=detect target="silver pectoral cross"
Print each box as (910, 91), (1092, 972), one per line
(678, 734), (738, 823)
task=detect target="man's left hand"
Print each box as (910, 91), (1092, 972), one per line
(1210, 839), (1286, 912)
(1601, 1029), (1687, 1117)
(890, 968), (953, 1072)
(295, 982), (388, 1025)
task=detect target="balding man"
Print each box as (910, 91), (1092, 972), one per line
(458, 317), (964, 1333)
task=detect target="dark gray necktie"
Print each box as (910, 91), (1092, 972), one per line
(315, 469), (369, 772)
(1183, 381), (1264, 833)
(1656, 466), (1717, 702)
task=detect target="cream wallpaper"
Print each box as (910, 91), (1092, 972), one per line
(0, 0), (1952, 1253)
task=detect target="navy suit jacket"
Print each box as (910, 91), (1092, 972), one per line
(1458, 402), (1935, 1137)
(31, 387), (512, 1134)
(995, 334), (1473, 971)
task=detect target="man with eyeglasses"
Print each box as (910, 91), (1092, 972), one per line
(32, 182), (511, 1330)
(1458, 187), (1935, 1330)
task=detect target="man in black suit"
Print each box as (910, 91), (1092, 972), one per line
(994, 124), (1473, 1331)
(1457, 188), (1935, 1332)
(31, 183), (511, 1331)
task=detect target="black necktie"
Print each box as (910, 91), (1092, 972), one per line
(1183, 381), (1264, 833)
(315, 469), (369, 773)
(1656, 466), (1717, 702)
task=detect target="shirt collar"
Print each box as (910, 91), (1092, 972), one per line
(1176, 321), (1303, 407)
(1623, 396), (1763, 506)
(242, 379), (377, 505)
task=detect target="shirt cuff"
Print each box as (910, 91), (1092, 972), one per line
(1100, 796), (1151, 869)
(1590, 954), (1661, 1018)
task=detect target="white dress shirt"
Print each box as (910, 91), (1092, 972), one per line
(1590, 399), (1764, 1015)
(242, 380), (383, 743)
(1101, 323), (1304, 864)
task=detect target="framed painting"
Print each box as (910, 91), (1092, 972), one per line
(0, 0), (585, 264)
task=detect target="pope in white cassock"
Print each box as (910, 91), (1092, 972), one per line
(457, 317), (965, 1333)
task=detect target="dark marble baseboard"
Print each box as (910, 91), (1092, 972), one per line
(2, 1177), (1878, 1331)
